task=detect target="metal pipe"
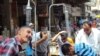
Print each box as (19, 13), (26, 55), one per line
(49, 3), (71, 37)
(51, 0), (54, 4)
(31, 0), (37, 56)
(64, 10), (71, 36)
(31, 0), (37, 32)
(27, 0), (31, 7)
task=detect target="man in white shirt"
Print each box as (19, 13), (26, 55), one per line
(75, 21), (100, 55)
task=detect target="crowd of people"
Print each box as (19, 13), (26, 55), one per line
(0, 18), (100, 56)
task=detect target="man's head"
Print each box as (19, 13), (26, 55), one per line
(28, 23), (34, 29)
(82, 21), (91, 35)
(61, 43), (74, 55)
(17, 26), (32, 43)
(60, 33), (68, 43)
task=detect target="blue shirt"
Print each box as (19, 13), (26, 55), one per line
(75, 43), (97, 56)
(25, 44), (33, 56)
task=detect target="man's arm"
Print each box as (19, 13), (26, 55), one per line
(51, 31), (67, 42)
(32, 32), (48, 48)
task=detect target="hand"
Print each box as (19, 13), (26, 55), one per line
(41, 32), (48, 40)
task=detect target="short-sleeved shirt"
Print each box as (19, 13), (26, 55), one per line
(75, 43), (97, 56)
(0, 37), (22, 56)
(32, 31), (49, 56)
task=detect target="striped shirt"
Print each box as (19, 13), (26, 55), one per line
(75, 43), (97, 56)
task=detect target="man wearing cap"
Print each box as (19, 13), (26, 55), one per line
(75, 21), (100, 55)
(52, 31), (71, 56)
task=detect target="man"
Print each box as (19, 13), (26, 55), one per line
(0, 26), (32, 56)
(31, 30), (49, 56)
(61, 43), (97, 56)
(51, 31), (71, 56)
(75, 21), (100, 54)
(26, 23), (49, 56)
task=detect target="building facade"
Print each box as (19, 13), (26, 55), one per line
(0, 0), (89, 36)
